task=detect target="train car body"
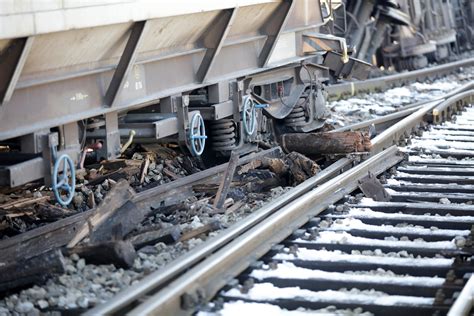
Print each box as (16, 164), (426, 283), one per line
(343, 0), (474, 70)
(0, 0), (369, 194)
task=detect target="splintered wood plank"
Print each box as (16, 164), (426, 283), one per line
(0, 250), (65, 293)
(67, 180), (135, 248)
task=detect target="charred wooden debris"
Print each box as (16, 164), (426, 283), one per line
(0, 131), (372, 298)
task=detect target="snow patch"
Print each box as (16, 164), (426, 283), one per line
(223, 283), (434, 307)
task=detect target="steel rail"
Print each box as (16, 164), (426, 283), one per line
(332, 106), (422, 133)
(326, 57), (474, 99)
(448, 275), (474, 316)
(371, 89), (474, 154)
(332, 82), (474, 134)
(87, 156), (355, 315)
(127, 146), (403, 316)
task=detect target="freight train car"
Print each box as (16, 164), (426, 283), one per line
(0, 0), (369, 205)
(342, 0), (474, 70)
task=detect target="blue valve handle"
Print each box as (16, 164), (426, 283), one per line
(242, 96), (257, 136)
(189, 113), (207, 156)
(52, 154), (76, 206)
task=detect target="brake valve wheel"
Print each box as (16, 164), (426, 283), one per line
(189, 112), (207, 156)
(52, 154), (76, 207)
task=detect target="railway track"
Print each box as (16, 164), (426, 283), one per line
(204, 105), (474, 316)
(326, 57), (474, 100)
(86, 88), (474, 314)
(1, 1), (474, 314)
(1, 61), (472, 315)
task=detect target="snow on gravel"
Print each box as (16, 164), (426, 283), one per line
(198, 300), (374, 316)
(395, 171), (474, 181)
(223, 283), (434, 306)
(443, 121), (474, 130)
(410, 138), (474, 151)
(295, 231), (457, 249)
(387, 180), (474, 189)
(326, 67), (474, 127)
(408, 155), (474, 164)
(419, 135), (474, 142)
(343, 207), (474, 223)
(273, 248), (454, 267)
(411, 81), (460, 92)
(386, 178), (401, 185)
(322, 217), (469, 237)
(250, 262), (445, 287)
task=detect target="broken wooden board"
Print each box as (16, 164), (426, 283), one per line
(0, 250), (65, 293)
(139, 154), (152, 184)
(87, 166), (140, 186)
(67, 240), (136, 269)
(89, 201), (144, 244)
(179, 220), (221, 242)
(0, 195), (50, 210)
(0, 209), (94, 265)
(140, 144), (178, 160)
(0, 147), (282, 267)
(213, 152), (239, 210)
(238, 157), (288, 176)
(100, 159), (142, 171)
(67, 180), (135, 248)
(281, 131), (372, 155)
(128, 226), (182, 249)
(287, 152), (320, 185)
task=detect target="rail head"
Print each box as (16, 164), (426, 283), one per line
(326, 57), (474, 99)
(371, 88), (474, 154)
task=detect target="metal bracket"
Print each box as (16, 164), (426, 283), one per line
(105, 21), (147, 107)
(323, 51), (373, 80)
(197, 9), (237, 83)
(104, 112), (121, 160)
(0, 37), (34, 105)
(258, 0), (294, 68)
(176, 95), (190, 144)
(302, 33), (349, 63)
(40, 133), (57, 186)
(231, 81), (244, 122)
(358, 172), (391, 202)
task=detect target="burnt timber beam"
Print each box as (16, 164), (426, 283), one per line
(0, 147), (281, 265)
(196, 8), (237, 83)
(0, 37), (34, 105)
(104, 21), (147, 107)
(258, 0), (294, 68)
